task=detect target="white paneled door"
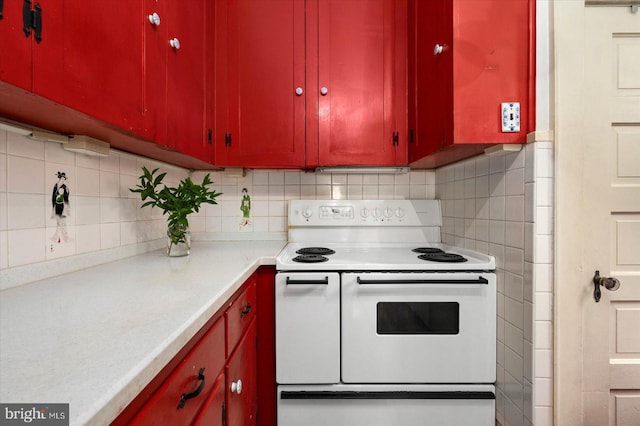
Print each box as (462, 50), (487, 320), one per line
(556, 2), (640, 425)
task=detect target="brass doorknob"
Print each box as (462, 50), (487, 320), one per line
(593, 270), (621, 302)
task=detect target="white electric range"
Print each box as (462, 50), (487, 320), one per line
(275, 200), (496, 426)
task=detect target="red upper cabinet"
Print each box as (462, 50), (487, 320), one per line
(408, 0), (533, 168)
(0, 0), (37, 90)
(315, 0), (407, 167)
(216, 0), (407, 169)
(0, 1), (144, 134)
(144, 0), (212, 164)
(215, 0), (306, 168)
(44, 1), (144, 135)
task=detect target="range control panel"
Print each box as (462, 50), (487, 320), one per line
(289, 200), (442, 227)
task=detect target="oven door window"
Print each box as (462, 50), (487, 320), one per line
(376, 302), (459, 335)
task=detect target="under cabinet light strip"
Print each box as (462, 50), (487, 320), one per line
(315, 167), (410, 174)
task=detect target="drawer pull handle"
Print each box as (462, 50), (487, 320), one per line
(177, 368), (206, 409)
(240, 303), (252, 318)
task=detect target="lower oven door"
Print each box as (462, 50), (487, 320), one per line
(276, 272), (340, 384)
(341, 272), (496, 384)
(277, 384), (495, 426)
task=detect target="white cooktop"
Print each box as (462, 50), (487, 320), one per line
(280, 200), (495, 271)
(276, 242), (495, 271)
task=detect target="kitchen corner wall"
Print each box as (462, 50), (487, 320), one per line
(436, 141), (554, 426)
(0, 128), (437, 290)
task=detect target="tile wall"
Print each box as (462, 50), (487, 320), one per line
(190, 168), (436, 240)
(0, 130), (193, 289)
(435, 141), (554, 426)
(0, 129), (436, 289)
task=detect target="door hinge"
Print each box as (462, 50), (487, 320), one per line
(392, 131), (399, 146)
(207, 128), (212, 145)
(0, 0), (5, 20)
(224, 133), (232, 147)
(409, 128), (414, 145)
(22, 0), (42, 43)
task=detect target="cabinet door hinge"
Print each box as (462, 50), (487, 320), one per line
(224, 133), (232, 147)
(409, 128), (414, 145)
(207, 129), (212, 145)
(22, 0), (42, 43)
(392, 131), (399, 146)
(0, 0), (5, 20)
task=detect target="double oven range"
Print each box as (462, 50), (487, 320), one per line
(275, 200), (496, 425)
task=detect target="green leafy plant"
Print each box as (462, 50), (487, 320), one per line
(130, 167), (222, 253)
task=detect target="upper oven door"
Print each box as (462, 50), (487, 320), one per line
(341, 272), (496, 384)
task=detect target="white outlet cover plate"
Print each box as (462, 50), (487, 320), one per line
(501, 102), (521, 132)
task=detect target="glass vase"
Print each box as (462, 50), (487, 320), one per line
(167, 221), (191, 257)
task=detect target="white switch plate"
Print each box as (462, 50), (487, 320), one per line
(501, 102), (521, 132)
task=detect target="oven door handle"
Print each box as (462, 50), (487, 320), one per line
(286, 276), (329, 285)
(280, 390), (495, 400)
(356, 277), (489, 285)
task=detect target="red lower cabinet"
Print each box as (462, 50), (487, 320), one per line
(113, 269), (273, 426)
(226, 320), (258, 426)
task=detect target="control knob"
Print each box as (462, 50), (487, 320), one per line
(383, 207), (393, 218)
(360, 208), (370, 218)
(302, 208), (313, 219)
(395, 207), (405, 218)
(372, 208), (381, 218)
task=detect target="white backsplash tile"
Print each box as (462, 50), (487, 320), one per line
(44, 142), (75, 165)
(99, 171), (120, 197)
(7, 132), (44, 159)
(120, 221), (137, 246)
(8, 156), (45, 194)
(7, 193), (46, 229)
(0, 231), (7, 268)
(99, 154), (120, 173)
(100, 223), (121, 249)
(8, 228), (46, 266)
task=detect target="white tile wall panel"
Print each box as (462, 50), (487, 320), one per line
(436, 142), (554, 425)
(7, 131), (44, 159)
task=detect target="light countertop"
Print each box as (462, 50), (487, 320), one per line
(0, 240), (285, 425)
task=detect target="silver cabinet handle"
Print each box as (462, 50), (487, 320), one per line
(320, 87), (328, 96)
(148, 12), (161, 26)
(295, 87), (304, 96)
(230, 379), (243, 394)
(169, 38), (180, 49)
(434, 44), (444, 55)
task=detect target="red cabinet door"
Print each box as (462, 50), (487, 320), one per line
(226, 320), (257, 426)
(143, 0), (211, 163)
(216, 0), (306, 168)
(408, 0), (532, 168)
(316, 0), (407, 167)
(33, 1), (144, 135)
(408, 0), (451, 162)
(165, 0), (207, 160)
(0, 0), (34, 90)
